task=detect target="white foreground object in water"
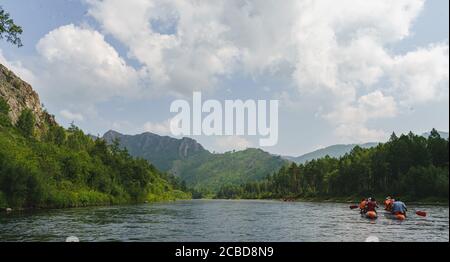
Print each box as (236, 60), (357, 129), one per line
(365, 236), (380, 242)
(66, 236), (80, 242)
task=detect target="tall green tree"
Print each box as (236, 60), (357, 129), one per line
(0, 97), (11, 126)
(428, 129), (449, 167)
(0, 97), (9, 114)
(16, 109), (35, 137)
(44, 125), (66, 146)
(0, 6), (23, 47)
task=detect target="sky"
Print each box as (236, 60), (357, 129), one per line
(0, 0), (448, 156)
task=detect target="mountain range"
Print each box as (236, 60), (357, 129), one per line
(102, 131), (288, 191)
(103, 129), (449, 191)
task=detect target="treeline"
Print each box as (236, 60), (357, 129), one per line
(217, 130), (449, 201)
(0, 97), (190, 209)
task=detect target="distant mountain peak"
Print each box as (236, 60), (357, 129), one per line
(103, 129), (123, 137)
(102, 130), (207, 171)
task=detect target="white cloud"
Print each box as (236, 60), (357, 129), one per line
(389, 43), (449, 104)
(286, 0), (447, 141)
(59, 109), (84, 122)
(325, 91), (398, 142)
(292, 0), (425, 95)
(86, 0), (241, 95)
(358, 91), (398, 119)
(83, 0), (448, 142)
(35, 24), (139, 106)
(334, 124), (386, 143)
(215, 136), (252, 152)
(0, 49), (36, 85)
(3, 0), (447, 145)
(143, 119), (173, 135)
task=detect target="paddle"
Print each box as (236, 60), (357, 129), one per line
(416, 211), (427, 217)
(349, 205), (359, 209)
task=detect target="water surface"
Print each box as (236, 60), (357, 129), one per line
(0, 200), (448, 242)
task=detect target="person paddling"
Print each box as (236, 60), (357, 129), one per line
(391, 198), (407, 217)
(367, 197), (379, 213)
(359, 198), (368, 214)
(384, 196), (394, 211)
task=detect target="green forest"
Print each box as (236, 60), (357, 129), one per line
(171, 148), (287, 194)
(217, 130), (449, 202)
(0, 97), (190, 209)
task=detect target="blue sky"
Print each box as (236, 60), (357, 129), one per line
(1, 0), (448, 156)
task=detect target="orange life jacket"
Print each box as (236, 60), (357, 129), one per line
(386, 199), (394, 211)
(359, 200), (367, 209)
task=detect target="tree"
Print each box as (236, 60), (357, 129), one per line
(0, 97), (10, 114)
(219, 130), (449, 201)
(428, 129), (449, 167)
(0, 97), (11, 126)
(0, 6), (23, 47)
(389, 132), (398, 142)
(16, 109), (35, 137)
(45, 125), (66, 146)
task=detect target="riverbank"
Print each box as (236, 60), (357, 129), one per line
(1, 190), (191, 213)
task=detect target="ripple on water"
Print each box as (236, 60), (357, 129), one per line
(0, 200), (448, 242)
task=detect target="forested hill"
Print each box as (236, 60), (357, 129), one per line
(102, 131), (288, 193)
(218, 130), (449, 202)
(171, 148), (288, 193)
(285, 132), (448, 165)
(0, 63), (190, 209)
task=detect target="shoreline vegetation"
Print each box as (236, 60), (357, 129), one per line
(1, 95), (191, 211)
(216, 130), (449, 205)
(1, 89), (448, 212)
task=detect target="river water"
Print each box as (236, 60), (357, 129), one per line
(0, 200), (448, 242)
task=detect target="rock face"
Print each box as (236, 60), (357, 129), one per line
(0, 63), (56, 130)
(103, 130), (207, 171)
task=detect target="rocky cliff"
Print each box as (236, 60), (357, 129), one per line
(103, 130), (208, 171)
(0, 63), (56, 131)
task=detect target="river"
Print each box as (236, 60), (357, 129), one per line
(0, 200), (448, 242)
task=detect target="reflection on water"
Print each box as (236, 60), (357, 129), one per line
(0, 200), (448, 242)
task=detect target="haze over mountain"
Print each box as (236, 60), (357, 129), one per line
(285, 143), (379, 164)
(422, 131), (449, 139)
